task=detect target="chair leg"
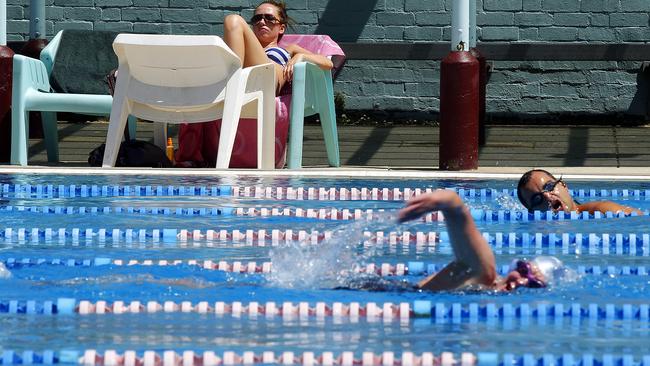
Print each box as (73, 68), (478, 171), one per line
(41, 111), (59, 163)
(10, 106), (29, 166)
(216, 75), (246, 169)
(127, 115), (137, 140)
(287, 63), (307, 169)
(319, 73), (340, 167)
(258, 68), (276, 169)
(102, 65), (131, 167)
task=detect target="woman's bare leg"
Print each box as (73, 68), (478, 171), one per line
(223, 14), (285, 90)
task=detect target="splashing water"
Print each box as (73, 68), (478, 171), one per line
(267, 211), (397, 289)
(496, 192), (524, 210)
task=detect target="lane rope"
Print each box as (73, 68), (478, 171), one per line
(3, 258), (648, 278)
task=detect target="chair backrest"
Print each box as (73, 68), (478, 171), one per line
(113, 34), (241, 89)
(279, 34), (346, 78)
(13, 55), (51, 93)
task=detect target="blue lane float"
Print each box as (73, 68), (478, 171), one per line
(0, 184), (232, 198)
(3, 257), (649, 278)
(2, 205), (647, 223)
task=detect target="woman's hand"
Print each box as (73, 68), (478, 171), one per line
(397, 190), (464, 223)
(283, 53), (305, 81)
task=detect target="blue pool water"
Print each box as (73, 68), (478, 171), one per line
(0, 173), (650, 363)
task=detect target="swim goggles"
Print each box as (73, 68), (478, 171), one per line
(529, 177), (564, 209)
(513, 260), (546, 288)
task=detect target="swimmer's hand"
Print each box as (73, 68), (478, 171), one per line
(397, 190), (464, 223)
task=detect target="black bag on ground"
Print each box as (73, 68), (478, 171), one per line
(88, 140), (172, 168)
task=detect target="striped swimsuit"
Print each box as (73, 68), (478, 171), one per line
(265, 46), (291, 66)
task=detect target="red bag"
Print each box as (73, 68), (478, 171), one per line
(175, 95), (290, 168)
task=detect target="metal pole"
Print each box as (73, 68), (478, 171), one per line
(0, 0), (6, 46)
(469, 0), (476, 48)
(29, 0), (45, 39)
(451, 0), (470, 51)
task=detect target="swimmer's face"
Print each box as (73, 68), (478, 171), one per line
(499, 261), (546, 291)
(520, 171), (575, 212)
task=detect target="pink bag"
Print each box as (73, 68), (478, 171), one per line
(175, 94), (290, 168)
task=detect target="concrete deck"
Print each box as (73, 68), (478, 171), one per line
(11, 120), (650, 175)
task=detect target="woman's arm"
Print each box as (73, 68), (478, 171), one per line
(283, 43), (334, 80)
(398, 190), (497, 290)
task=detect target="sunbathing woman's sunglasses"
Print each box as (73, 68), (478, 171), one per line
(251, 14), (281, 24)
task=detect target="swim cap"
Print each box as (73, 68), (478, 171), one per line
(0, 263), (11, 279)
(531, 256), (578, 285)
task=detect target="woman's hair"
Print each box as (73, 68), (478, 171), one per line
(516, 169), (556, 210)
(257, 1), (294, 25)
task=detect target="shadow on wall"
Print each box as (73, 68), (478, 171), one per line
(629, 63), (650, 120)
(314, 0), (379, 42)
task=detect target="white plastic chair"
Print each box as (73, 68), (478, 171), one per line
(101, 33), (276, 169)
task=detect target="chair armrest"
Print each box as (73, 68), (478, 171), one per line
(13, 54), (51, 93)
(40, 30), (64, 76)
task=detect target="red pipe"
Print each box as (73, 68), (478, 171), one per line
(439, 50), (479, 170)
(470, 47), (487, 146)
(0, 45), (15, 162)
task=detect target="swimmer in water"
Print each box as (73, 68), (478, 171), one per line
(517, 169), (641, 215)
(398, 189), (567, 292)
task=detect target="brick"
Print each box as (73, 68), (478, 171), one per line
(541, 84), (579, 98)
(100, 0), (132, 6)
(383, 0), (403, 11)
(578, 27), (616, 42)
(208, 0), (250, 8)
(542, 0), (579, 12)
(519, 28), (539, 41)
(538, 27), (578, 41)
(7, 5), (24, 18)
(616, 28), (650, 42)
(54, 0), (93, 5)
(357, 26), (386, 40)
(376, 12), (415, 26)
(404, 26), (444, 41)
(169, 0), (204, 7)
(171, 23), (212, 34)
(45, 6), (65, 20)
(7, 19), (30, 33)
(64, 7), (101, 21)
(405, 0), (445, 11)
(133, 22), (172, 33)
(121, 8), (162, 21)
(53, 21), (94, 31)
(554, 13), (589, 26)
(514, 12), (553, 26)
(522, 0), (542, 11)
(133, 0), (169, 6)
(287, 10), (319, 24)
(609, 13), (649, 27)
(414, 11), (450, 26)
(590, 14), (609, 26)
(101, 8), (122, 21)
(484, 0), (522, 11)
(481, 26), (519, 40)
(385, 26), (405, 40)
(161, 8), (200, 22)
(478, 12), (514, 26)
(94, 21), (134, 32)
(198, 9), (225, 23)
(620, 0), (650, 12)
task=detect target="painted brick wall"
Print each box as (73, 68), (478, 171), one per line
(6, 0), (650, 119)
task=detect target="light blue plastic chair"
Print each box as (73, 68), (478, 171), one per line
(279, 35), (345, 169)
(10, 30), (135, 166)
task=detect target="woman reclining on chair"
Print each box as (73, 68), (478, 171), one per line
(223, 0), (333, 94)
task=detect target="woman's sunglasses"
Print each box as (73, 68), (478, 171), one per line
(251, 14), (281, 25)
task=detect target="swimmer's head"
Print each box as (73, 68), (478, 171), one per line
(500, 259), (547, 291)
(517, 169), (576, 213)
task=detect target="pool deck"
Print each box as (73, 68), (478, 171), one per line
(4, 120), (650, 178)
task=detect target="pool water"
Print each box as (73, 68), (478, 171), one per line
(0, 174), (649, 362)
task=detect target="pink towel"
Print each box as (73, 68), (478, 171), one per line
(279, 34), (345, 57)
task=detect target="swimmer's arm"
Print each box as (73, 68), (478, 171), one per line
(578, 201), (643, 215)
(399, 191), (496, 288)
